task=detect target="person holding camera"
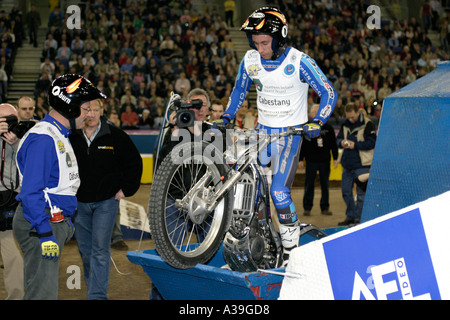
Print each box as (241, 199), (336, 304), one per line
(0, 103), (24, 300)
(151, 88), (211, 300)
(69, 98), (142, 300)
(157, 88), (211, 168)
(336, 103), (376, 225)
(13, 74), (105, 300)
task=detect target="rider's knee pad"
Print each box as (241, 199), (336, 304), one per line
(270, 185), (290, 207)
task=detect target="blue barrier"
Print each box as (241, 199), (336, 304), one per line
(125, 130), (159, 154)
(362, 61), (450, 222)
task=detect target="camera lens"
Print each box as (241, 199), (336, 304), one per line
(180, 112), (191, 124)
(176, 109), (195, 128)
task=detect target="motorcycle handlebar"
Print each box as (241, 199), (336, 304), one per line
(205, 121), (304, 137)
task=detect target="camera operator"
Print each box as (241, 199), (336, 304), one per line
(157, 88), (211, 168)
(0, 103), (24, 300)
(151, 88), (211, 300)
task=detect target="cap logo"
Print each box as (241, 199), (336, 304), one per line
(66, 78), (82, 93)
(51, 85), (72, 104)
(251, 12), (265, 18)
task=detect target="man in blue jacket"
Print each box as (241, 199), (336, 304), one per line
(13, 74), (106, 300)
(336, 103), (376, 225)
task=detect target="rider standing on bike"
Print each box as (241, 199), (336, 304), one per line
(220, 7), (337, 264)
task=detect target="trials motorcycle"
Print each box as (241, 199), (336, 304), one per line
(148, 123), (327, 272)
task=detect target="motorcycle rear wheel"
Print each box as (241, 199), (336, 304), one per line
(149, 142), (232, 269)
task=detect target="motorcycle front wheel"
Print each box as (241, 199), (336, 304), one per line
(149, 142), (232, 269)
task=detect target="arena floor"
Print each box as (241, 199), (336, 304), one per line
(0, 183), (348, 300)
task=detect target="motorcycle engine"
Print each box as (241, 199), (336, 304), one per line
(222, 173), (278, 272)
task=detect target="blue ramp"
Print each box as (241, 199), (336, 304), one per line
(362, 61), (450, 222)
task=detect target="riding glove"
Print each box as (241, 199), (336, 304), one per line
(302, 121), (321, 139)
(39, 233), (60, 260)
(212, 116), (232, 129)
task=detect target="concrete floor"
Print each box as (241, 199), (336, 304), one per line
(0, 182), (348, 300)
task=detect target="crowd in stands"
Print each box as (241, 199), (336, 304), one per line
(35, 0), (240, 129)
(0, 6), (24, 103)
(1, 0), (449, 130)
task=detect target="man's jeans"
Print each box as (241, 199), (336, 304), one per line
(75, 197), (119, 300)
(341, 167), (370, 220)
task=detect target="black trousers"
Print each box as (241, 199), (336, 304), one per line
(303, 160), (330, 211)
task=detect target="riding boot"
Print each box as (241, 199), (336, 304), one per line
(279, 222), (300, 267)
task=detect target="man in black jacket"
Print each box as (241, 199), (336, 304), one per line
(299, 104), (338, 216)
(69, 98), (142, 300)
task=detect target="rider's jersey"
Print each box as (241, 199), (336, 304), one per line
(16, 114), (80, 235)
(223, 47), (337, 127)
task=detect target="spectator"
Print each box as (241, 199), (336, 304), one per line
(56, 40), (71, 69)
(299, 104), (338, 217)
(336, 103), (376, 225)
(34, 71), (52, 99)
(224, 0), (235, 27)
(48, 7), (63, 29)
(44, 33), (58, 51)
(420, 0), (433, 33)
(229, 99), (255, 129)
(377, 81), (393, 101)
(209, 98), (224, 121)
(25, 4), (40, 47)
(0, 103), (25, 300)
(69, 98), (142, 300)
(174, 72), (191, 95)
(0, 63), (7, 103)
(42, 41), (56, 62)
(120, 88), (137, 107)
(71, 35), (84, 55)
(17, 96), (39, 121)
(139, 109), (154, 128)
(120, 104), (139, 129)
(82, 51), (96, 67)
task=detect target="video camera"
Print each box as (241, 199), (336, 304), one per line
(2, 115), (36, 139)
(171, 99), (203, 128)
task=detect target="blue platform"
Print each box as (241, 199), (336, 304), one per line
(127, 227), (345, 300)
(362, 61), (450, 222)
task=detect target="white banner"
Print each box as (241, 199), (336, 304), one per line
(280, 191), (450, 300)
